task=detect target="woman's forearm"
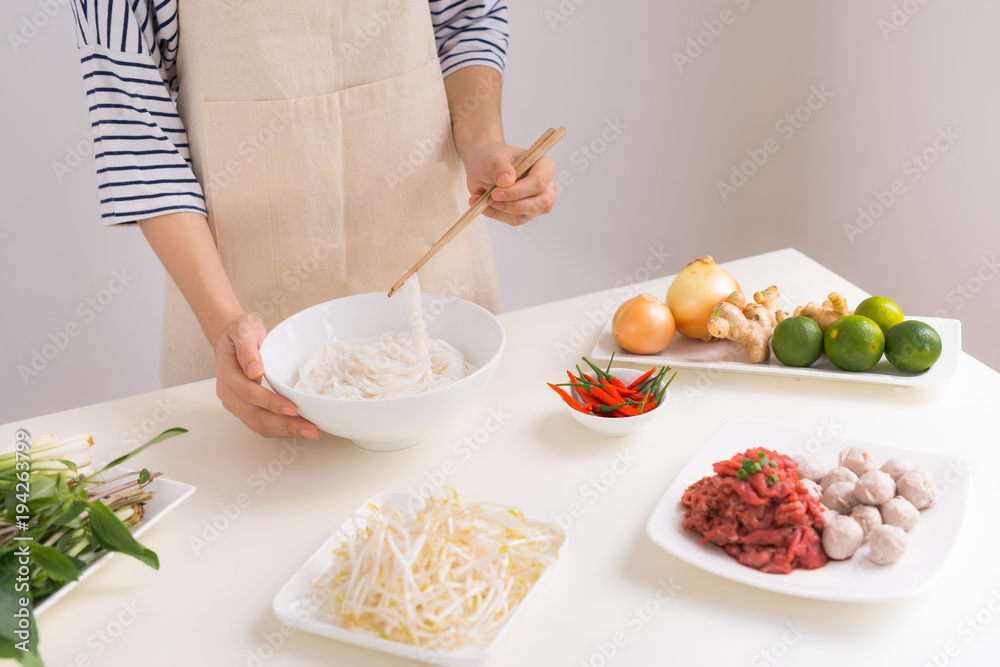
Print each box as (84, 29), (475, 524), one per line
(137, 211), (244, 346)
(444, 65), (505, 156)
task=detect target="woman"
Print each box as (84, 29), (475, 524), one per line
(70, 0), (558, 440)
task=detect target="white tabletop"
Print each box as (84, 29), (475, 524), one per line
(8, 248), (999, 667)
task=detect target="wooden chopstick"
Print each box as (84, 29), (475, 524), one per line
(388, 126), (567, 297)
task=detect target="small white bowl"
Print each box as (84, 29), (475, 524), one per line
(562, 367), (670, 438)
(260, 292), (504, 451)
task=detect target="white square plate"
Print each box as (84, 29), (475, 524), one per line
(272, 491), (565, 666)
(591, 316), (961, 387)
(645, 419), (970, 602)
(34, 463), (196, 615)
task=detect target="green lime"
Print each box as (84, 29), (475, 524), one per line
(885, 320), (942, 372)
(854, 296), (905, 337)
(772, 316), (824, 367)
(824, 315), (885, 372)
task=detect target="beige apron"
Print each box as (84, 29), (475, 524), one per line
(161, 0), (504, 386)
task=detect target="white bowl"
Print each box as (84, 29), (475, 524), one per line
(260, 292), (505, 451)
(562, 367), (670, 438)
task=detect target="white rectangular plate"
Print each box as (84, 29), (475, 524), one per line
(645, 419), (970, 602)
(591, 316), (961, 387)
(272, 491), (565, 667)
(33, 464), (196, 615)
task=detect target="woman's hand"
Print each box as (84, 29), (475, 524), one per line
(459, 141), (558, 227)
(214, 314), (320, 440)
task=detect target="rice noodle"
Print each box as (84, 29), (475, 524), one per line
(294, 275), (474, 399)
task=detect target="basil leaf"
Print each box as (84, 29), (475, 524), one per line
(28, 544), (80, 582)
(86, 501), (159, 570)
(52, 499), (88, 527)
(138, 469), (150, 485)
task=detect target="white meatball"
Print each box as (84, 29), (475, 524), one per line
(822, 515), (864, 560)
(879, 456), (915, 482)
(821, 466), (859, 490)
(821, 481), (858, 514)
(800, 479), (822, 501)
(855, 470), (896, 506)
(850, 505), (883, 541)
(868, 524), (908, 565)
(880, 496), (920, 531)
(794, 455), (825, 483)
(838, 447), (877, 477)
(896, 469), (937, 509)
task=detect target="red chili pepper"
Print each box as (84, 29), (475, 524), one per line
(567, 372), (602, 409)
(547, 383), (592, 414)
(588, 385), (621, 407)
(608, 376), (629, 391)
(628, 368), (656, 390)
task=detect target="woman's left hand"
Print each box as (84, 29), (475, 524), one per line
(460, 141), (558, 226)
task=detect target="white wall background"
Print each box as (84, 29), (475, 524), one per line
(2, 0), (998, 424)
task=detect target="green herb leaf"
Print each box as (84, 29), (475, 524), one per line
(91, 427), (187, 478)
(29, 544), (80, 582)
(56, 459), (78, 473)
(138, 469), (151, 485)
(52, 499), (88, 527)
(87, 501), (159, 570)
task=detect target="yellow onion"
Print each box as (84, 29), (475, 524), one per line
(612, 294), (676, 354)
(666, 256), (741, 341)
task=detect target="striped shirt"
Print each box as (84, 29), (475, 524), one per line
(70, 0), (509, 225)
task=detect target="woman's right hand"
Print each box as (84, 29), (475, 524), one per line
(214, 314), (320, 440)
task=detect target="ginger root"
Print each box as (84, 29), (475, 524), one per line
(753, 285), (781, 325)
(776, 292), (852, 333)
(707, 290), (776, 363)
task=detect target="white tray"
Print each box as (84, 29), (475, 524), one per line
(35, 464), (196, 615)
(591, 316), (961, 387)
(645, 419), (970, 602)
(272, 491), (565, 666)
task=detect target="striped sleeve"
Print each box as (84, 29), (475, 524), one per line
(70, 0), (206, 225)
(430, 0), (509, 77)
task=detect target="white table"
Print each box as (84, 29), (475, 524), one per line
(8, 249), (999, 667)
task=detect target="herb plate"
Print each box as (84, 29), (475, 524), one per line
(33, 464), (195, 615)
(645, 419), (970, 602)
(272, 491), (566, 666)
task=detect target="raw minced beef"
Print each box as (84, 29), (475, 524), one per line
(681, 447), (828, 574)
